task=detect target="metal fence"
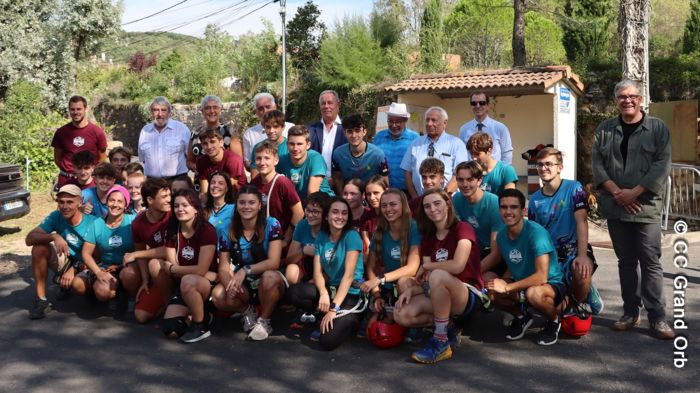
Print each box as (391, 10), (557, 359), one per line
(666, 163), (700, 227)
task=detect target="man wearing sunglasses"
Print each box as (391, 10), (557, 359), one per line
(591, 79), (674, 340)
(459, 92), (513, 165)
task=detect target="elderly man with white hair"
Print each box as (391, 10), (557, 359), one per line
(241, 92), (294, 169)
(372, 103), (419, 192)
(400, 106), (469, 198)
(138, 96), (191, 180)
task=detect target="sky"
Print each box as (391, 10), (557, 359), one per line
(121, 0), (374, 38)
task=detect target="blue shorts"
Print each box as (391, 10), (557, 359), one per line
(453, 288), (478, 323)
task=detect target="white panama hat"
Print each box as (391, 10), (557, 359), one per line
(386, 102), (410, 119)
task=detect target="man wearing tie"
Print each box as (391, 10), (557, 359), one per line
(459, 92), (513, 165)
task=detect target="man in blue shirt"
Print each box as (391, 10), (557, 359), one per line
(528, 147), (602, 315)
(332, 113), (388, 194)
(459, 91), (513, 165)
(373, 103), (419, 192)
(25, 184), (96, 319)
(400, 106), (469, 198)
(487, 188), (566, 346)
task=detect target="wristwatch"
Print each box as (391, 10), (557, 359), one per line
(379, 275), (386, 286)
(330, 303), (341, 312)
(243, 265), (253, 276)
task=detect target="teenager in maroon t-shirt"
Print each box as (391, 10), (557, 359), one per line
(51, 96), (107, 189)
(121, 178), (173, 323)
(250, 140), (303, 247)
(394, 189), (483, 364)
(157, 189), (218, 342)
(360, 175), (388, 252)
(66, 150), (96, 190)
(196, 129), (246, 202)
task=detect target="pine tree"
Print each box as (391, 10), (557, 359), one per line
(683, 0), (700, 54)
(419, 0), (446, 73)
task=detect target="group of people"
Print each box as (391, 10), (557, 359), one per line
(27, 79), (675, 365)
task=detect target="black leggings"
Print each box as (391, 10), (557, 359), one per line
(287, 282), (360, 351)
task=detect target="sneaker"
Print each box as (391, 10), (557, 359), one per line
(404, 328), (424, 343)
(181, 322), (211, 343)
(411, 337), (453, 364)
(310, 329), (321, 341)
(587, 284), (604, 315)
(356, 317), (368, 338)
(650, 320), (675, 340)
(290, 311), (316, 329)
(29, 298), (52, 320)
(506, 313), (533, 341)
(612, 314), (640, 331)
(536, 319), (561, 346)
(447, 325), (462, 348)
(241, 306), (258, 333)
(248, 318), (273, 341)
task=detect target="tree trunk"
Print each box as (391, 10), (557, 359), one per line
(512, 0), (526, 67)
(619, 0), (650, 107)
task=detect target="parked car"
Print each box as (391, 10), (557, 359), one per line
(0, 163), (30, 222)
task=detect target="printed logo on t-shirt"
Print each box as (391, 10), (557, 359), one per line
(509, 249), (523, 264)
(467, 216), (479, 229)
(290, 172), (300, 184)
(435, 248), (449, 262)
(533, 199), (544, 208)
(73, 136), (85, 147)
(108, 235), (123, 248)
(324, 248), (336, 263)
(390, 246), (401, 260)
(153, 231), (162, 244)
(182, 245), (195, 260)
(66, 233), (79, 245)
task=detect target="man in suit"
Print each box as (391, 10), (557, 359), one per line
(308, 90), (347, 184)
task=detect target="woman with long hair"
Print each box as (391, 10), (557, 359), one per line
(393, 189), (483, 364)
(287, 196), (365, 350)
(160, 188), (218, 343)
(203, 171), (236, 244)
(360, 175), (388, 253)
(361, 189), (420, 328)
(210, 185), (285, 341)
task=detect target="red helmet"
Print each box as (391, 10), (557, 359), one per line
(561, 305), (592, 337)
(367, 320), (406, 349)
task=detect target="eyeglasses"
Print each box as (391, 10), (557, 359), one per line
(616, 94), (641, 102)
(203, 106), (220, 111)
(388, 119), (406, 125)
(536, 161), (559, 169)
(428, 143), (435, 157)
(470, 101), (488, 107)
(305, 208), (322, 216)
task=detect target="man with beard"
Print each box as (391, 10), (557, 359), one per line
(138, 96), (191, 180)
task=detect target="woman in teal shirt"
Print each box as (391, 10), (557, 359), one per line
(287, 196), (364, 350)
(203, 171), (236, 248)
(77, 185), (135, 302)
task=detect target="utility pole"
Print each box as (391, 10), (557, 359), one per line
(280, 0), (287, 114)
(619, 0), (651, 109)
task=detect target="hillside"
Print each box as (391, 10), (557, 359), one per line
(102, 31), (201, 64)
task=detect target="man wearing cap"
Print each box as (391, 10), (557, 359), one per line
(25, 184), (97, 319)
(459, 92), (513, 165)
(51, 95), (107, 190)
(138, 96), (191, 180)
(372, 103), (419, 192)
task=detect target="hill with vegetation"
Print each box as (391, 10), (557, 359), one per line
(103, 31), (201, 64)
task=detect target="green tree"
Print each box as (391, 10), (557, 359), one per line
(683, 0), (700, 54)
(57, 0), (123, 61)
(561, 0), (615, 64)
(419, 0), (446, 72)
(651, 0), (691, 55)
(444, 0), (513, 68)
(370, 0), (408, 48)
(286, 1), (325, 71)
(232, 21), (282, 96)
(315, 16), (387, 90)
(522, 12), (567, 66)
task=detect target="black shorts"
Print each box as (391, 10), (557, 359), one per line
(548, 282), (568, 307)
(168, 280), (216, 307)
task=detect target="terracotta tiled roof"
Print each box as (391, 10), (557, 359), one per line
(385, 66), (583, 96)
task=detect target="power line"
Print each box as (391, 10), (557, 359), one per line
(122, 0), (190, 26)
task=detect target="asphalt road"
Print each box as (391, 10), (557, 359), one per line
(0, 241), (697, 393)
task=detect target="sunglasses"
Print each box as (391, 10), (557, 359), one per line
(470, 101), (488, 107)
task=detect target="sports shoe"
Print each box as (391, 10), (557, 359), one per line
(181, 322), (211, 343)
(536, 319), (561, 346)
(405, 328), (424, 343)
(310, 329), (321, 341)
(241, 305), (258, 332)
(612, 314), (640, 331)
(248, 318), (273, 341)
(411, 337), (453, 364)
(587, 284), (604, 315)
(290, 311), (316, 329)
(447, 325), (462, 348)
(650, 320), (675, 340)
(29, 298), (52, 320)
(506, 313), (533, 341)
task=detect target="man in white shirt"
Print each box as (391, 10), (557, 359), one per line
(138, 96), (191, 179)
(241, 92), (294, 169)
(459, 92), (513, 165)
